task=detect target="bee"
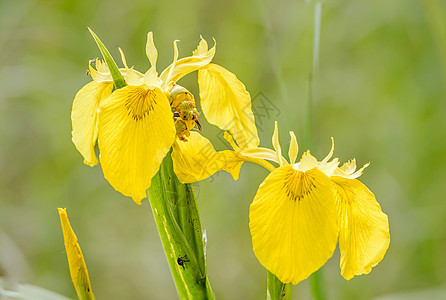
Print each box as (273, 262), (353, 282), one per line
(169, 84), (202, 141)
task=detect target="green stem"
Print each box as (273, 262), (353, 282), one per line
(266, 271), (291, 300)
(310, 269), (326, 300)
(308, 2), (326, 300)
(148, 151), (214, 300)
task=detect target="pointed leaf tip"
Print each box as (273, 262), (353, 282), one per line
(88, 28), (126, 89)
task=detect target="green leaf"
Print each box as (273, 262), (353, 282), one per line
(88, 28), (126, 89)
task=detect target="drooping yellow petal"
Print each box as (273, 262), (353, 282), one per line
(332, 176), (390, 280)
(160, 37), (216, 86)
(171, 132), (243, 183)
(98, 85), (176, 204)
(198, 63), (259, 149)
(249, 165), (338, 285)
(58, 208), (95, 300)
(288, 131), (298, 164)
(71, 81), (113, 166)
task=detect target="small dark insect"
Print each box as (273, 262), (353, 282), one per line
(86, 69), (90, 76)
(177, 255), (190, 270)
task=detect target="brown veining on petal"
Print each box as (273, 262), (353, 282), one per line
(283, 168), (317, 202)
(125, 87), (156, 121)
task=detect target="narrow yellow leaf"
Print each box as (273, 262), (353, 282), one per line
(58, 208), (95, 300)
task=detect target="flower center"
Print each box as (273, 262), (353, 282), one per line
(125, 88), (156, 121)
(284, 168), (316, 201)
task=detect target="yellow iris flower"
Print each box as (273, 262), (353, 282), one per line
(174, 121), (390, 285)
(71, 32), (258, 204)
(249, 122), (390, 284)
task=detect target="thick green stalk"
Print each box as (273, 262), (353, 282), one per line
(266, 271), (291, 300)
(148, 151), (214, 299)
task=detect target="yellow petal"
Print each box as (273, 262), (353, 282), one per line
(334, 159), (370, 179)
(223, 131), (241, 151)
(272, 121), (282, 160)
(89, 59), (111, 83)
(298, 151), (319, 170)
(161, 39), (180, 90)
(340, 159), (357, 174)
(98, 85), (176, 204)
(145, 32), (158, 71)
(238, 148), (279, 165)
(321, 137), (334, 164)
(249, 165), (338, 285)
(193, 35), (209, 56)
(171, 132), (243, 183)
(224, 131), (278, 167)
(125, 68), (145, 86)
(272, 121), (288, 166)
(89, 56), (144, 86)
(71, 81), (113, 166)
(288, 131), (298, 164)
(332, 177), (390, 280)
(118, 47), (129, 69)
(160, 37), (216, 86)
(58, 208), (95, 300)
(198, 63), (259, 149)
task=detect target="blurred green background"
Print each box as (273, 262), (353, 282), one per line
(1, 0), (446, 299)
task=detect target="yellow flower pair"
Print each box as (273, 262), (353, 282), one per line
(72, 31), (258, 204)
(71, 31), (389, 286)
